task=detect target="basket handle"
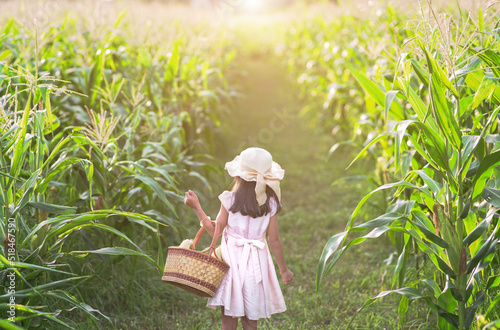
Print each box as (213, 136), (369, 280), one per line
(190, 227), (205, 250)
(190, 220), (216, 250)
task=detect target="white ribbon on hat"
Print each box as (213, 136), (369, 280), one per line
(240, 164), (282, 206)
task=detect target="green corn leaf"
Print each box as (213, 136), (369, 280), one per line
(478, 5), (484, 31)
(437, 286), (457, 314)
(470, 75), (496, 110)
(467, 226), (499, 274)
(399, 81), (438, 129)
(485, 134), (500, 143)
(39, 86), (53, 126)
(320, 226), (407, 290)
(319, 204), (415, 290)
(348, 62), (385, 106)
(428, 73), (462, 150)
(460, 135), (481, 178)
(28, 202), (77, 215)
(35, 157), (81, 195)
(393, 245), (409, 288)
(394, 120), (413, 174)
(0, 303), (72, 328)
(410, 58), (429, 86)
(432, 252), (456, 278)
(42, 290), (112, 324)
(385, 90), (401, 122)
(459, 96), (475, 122)
(437, 288), (458, 329)
(407, 233), (455, 278)
(482, 187), (500, 207)
(348, 181), (432, 230)
(352, 212), (404, 231)
(11, 170), (40, 217)
(413, 170), (442, 196)
(422, 279), (442, 297)
(421, 46), (459, 97)
(465, 291), (486, 328)
(346, 287), (435, 329)
(21, 213), (105, 248)
(132, 174), (178, 217)
(188, 171), (212, 192)
(0, 276), (90, 298)
(317, 231), (347, 292)
(407, 133), (440, 169)
(485, 295), (500, 320)
(80, 160), (93, 209)
(469, 47), (500, 78)
(37, 136), (72, 172)
(165, 39), (181, 82)
(64, 223), (146, 255)
(346, 133), (391, 169)
(70, 247), (160, 271)
(460, 105), (500, 179)
(398, 295), (409, 328)
(406, 228), (455, 276)
(0, 255), (34, 290)
(113, 9), (127, 29)
(0, 123), (21, 142)
(409, 220), (449, 249)
(148, 166), (179, 189)
(478, 30), (500, 44)
(45, 213), (109, 240)
(9, 92), (31, 182)
(411, 123), (455, 190)
(0, 50), (12, 61)
(0, 319), (24, 330)
(464, 70), (500, 104)
(486, 275), (500, 291)
(346, 63), (404, 120)
(472, 150), (500, 199)
(7, 261), (76, 276)
(463, 213), (493, 247)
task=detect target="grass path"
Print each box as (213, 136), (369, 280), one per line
(161, 28), (430, 330)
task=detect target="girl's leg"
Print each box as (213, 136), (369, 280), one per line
(221, 307), (238, 330)
(241, 316), (257, 330)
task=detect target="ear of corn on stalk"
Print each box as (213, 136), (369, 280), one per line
(433, 204), (461, 275)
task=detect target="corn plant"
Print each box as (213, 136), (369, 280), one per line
(0, 13), (236, 154)
(318, 4), (500, 329)
(0, 62), (166, 327)
(0, 9), (237, 326)
(277, 6), (407, 139)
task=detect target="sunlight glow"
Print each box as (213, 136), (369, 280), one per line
(240, 0), (266, 12)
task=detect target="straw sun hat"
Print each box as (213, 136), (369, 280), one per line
(225, 147), (284, 206)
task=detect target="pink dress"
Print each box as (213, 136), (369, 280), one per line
(207, 190), (287, 320)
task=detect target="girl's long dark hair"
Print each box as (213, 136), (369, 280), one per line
(229, 177), (282, 218)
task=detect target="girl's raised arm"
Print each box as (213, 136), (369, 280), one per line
(268, 214), (294, 285)
(185, 190), (229, 236)
(209, 205), (228, 253)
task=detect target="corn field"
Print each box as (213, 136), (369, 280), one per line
(300, 2), (500, 329)
(0, 4), (236, 328)
(1, 0), (500, 329)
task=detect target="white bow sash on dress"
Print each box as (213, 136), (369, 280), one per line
(223, 226), (266, 302)
(234, 235), (265, 285)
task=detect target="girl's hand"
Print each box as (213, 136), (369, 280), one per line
(280, 269), (294, 285)
(184, 190), (201, 210)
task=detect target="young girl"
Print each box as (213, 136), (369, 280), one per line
(184, 147), (294, 330)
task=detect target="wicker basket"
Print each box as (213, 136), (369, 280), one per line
(162, 226), (229, 297)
